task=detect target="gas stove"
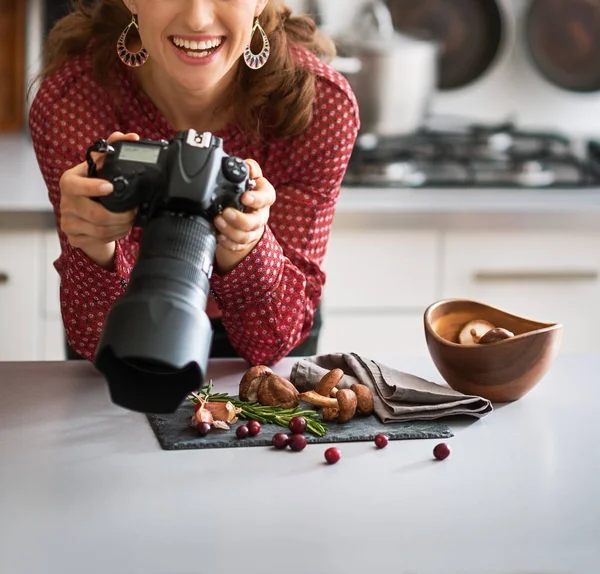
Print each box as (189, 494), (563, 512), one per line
(344, 120), (600, 189)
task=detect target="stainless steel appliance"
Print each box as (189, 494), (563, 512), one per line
(330, 0), (439, 137)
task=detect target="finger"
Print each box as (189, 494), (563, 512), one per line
(244, 158), (263, 180)
(79, 199), (136, 226)
(107, 131), (140, 144)
(61, 163), (116, 197)
(62, 197), (136, 226)
(241, 181), (275, 210)
(215, 220), (260, 247)
(218, 207), (267, 233)
(92, 132), (141, 170)
(63, 218), (133, 243)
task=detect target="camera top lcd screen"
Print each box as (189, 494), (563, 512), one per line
(118, 143), (161, 164)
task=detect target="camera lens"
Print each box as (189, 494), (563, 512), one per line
(94, 211), (217, 413)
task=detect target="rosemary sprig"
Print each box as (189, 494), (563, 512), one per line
(188, 384), (327, 437)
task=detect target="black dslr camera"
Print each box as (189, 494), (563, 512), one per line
(86, 129), (253, 414)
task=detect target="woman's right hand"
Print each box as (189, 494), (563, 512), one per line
(59, 132), (140, 270)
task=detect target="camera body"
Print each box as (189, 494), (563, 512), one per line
(86, 129), (253, 414)
(91, 129), (250, 225)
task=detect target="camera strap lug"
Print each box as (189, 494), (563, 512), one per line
(86, 138), (114, 177)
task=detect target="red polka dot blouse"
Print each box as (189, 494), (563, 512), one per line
(28, 44), (360, 365)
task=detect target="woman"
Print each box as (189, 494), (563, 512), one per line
(29, 0), (359, 365)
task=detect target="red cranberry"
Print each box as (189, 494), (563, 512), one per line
(324, 447), (341, 464)
(433, 442), (451, 461)
(374, 434), (389, 449)
(197, 422), (211, 437)
(288, 416), (307, 434)
(288, 433), (307, 451)
(236, 425), (249, 439)
(272, 433), (289, 449)
(247, 420), (261, 436)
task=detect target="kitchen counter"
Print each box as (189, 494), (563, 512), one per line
(1, 354), (598, 574)
(3, 132), (600, 230)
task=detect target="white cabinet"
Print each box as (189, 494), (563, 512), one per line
(41, 230), (65, 360)
(0, 231), (41, 360)
(319, 312), (427, 358)
(0, 228), (64, 361)
(442, 231), (600, 353)
(318, 228), (440, 356)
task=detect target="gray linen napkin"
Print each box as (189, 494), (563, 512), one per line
(290, 353), (493, 423)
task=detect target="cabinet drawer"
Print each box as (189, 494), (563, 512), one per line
(442, 232), (600, 353)
(321, 230), (438, 311)
(0, 231), (41, 360)
(318, 312), (428, 359)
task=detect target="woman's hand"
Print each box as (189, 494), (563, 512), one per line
(58, 132), (140, 270)
(213, 159), (276, 274)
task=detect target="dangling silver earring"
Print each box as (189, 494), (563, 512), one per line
(117, 13), (149, 68)
(243, 18), (270, 70)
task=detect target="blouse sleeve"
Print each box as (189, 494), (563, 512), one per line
(28, 74), (138, 361)
(209, 77), (360, 365)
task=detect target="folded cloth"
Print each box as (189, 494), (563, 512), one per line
(290, 353), (493, 423)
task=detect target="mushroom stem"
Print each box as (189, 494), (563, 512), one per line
(299, 390), (339, 409)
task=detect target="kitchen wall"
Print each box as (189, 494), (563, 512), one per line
(290, 0), (600, 138)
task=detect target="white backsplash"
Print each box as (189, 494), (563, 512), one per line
(287, 0), (600, 138)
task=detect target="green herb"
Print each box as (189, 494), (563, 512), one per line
(188, 384), (327, 437)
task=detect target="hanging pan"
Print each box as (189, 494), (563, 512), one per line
(526, 0), (600, 92)
(385, 0), (504, 90)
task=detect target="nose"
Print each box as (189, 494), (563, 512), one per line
(184, 0), (216, 30)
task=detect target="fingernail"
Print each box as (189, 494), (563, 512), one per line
(99, 183), (114, 193)
(245, 193), (255, 205)
(215, 217), (226, 230)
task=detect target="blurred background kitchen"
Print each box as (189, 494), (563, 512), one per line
(2, 0), (600, 362)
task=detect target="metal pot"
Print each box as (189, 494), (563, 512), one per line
(330, 0), (440, 138)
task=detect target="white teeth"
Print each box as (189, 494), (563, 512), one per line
(171, 36), (222, 51)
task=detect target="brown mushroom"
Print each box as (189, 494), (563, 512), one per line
(256, 374), (299, 409)
(315, 368), (344, 396)
(299, 390), (338, 409)
(478, 327), (514, 344)
(458, 319), (495, 345)
(239, 365), (272, 402)
(322, 407), (339, 421)
(350, 383), (374, 415)
(336, 389), (358, 423)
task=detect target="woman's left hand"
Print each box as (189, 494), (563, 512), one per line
(213, 159), (276, 274)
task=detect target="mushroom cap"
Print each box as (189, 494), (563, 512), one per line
(239, 365), (272, 402)
(350, 383), (374, 415)
(336, 389), (358, 423)
(315, 368), (344, 396)
(257, 374), (299, 409)
(478, 327), (515, 344)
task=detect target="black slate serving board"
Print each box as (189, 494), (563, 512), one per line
(147, 401), (453, 450)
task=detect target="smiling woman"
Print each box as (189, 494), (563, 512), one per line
(28, 0), (360, 365)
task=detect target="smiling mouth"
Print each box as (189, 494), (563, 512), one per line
(170, 36), (224, 58)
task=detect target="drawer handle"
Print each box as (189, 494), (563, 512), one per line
(474, 270), (598, 282)
(0, 272), (8, 285)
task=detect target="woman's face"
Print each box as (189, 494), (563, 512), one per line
(124, 0), (269, 92)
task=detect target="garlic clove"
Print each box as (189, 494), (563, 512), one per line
(203, 401), (240, 422)
(192, 407), (214, 428)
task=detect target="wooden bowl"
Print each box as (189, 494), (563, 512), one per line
(423, 299), (563, 402)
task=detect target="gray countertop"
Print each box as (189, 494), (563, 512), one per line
(3, 132), (600, 230)
(1, 354), (599, 574)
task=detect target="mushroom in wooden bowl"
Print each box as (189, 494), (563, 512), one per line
(423, 299), (563, 402)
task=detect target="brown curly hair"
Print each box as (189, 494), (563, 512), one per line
(34, 0), (336, 140)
